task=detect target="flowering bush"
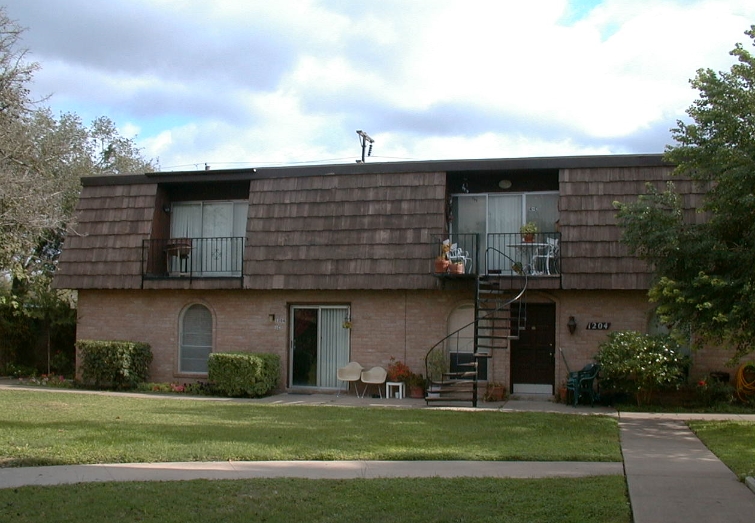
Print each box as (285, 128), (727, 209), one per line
(19, 374), (72, 388)
(596, 330), (689, 405)
(695, 376), (734, 406)
(387, 357), (413, 383)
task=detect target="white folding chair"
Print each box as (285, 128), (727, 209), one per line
(447, 243), (471, 273)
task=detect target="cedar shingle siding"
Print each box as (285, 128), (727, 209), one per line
(559, 166), (704, 289)
(244, 172), (445, 290)
(54, 155), (702, 293)
(54, 183), (157, 290)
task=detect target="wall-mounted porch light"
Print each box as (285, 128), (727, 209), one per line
(567, 316), (577, 335)
(162, 204), (171, 214)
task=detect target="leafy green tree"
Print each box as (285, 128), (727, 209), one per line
(615, 26), (755, 360)
(0, 8), (155, 372)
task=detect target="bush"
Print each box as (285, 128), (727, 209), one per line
(596, 331), (689, 405)
(77, 340), (153, 390)
(208, 352), (280, 397)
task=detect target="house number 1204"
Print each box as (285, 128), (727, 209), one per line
(586, 322), (611, 330)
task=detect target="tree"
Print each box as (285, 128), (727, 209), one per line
(615, 26), (755, 360)
(0, 7), (156, 372)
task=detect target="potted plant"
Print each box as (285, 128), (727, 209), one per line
(449, 261), (464, 274)
(520, 222), (538, 242)
(386, 357), (412, 383)
(407, 372), (426, 398)
(511, 261), (524, 275)
(483, 381), (507, 402)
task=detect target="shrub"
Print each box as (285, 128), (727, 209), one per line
(77, 340), (153, 390)
(695, 375), (735, 407)
(208, 352), (280, 397)
(596, 331), (689, 405)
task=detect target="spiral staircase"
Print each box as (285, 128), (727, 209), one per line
(424, 248), (528, 407)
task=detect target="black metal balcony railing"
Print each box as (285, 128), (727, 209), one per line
(432, 232), (561, 277)
(486, 232), (560, 276)
(142, 237), (245, 279)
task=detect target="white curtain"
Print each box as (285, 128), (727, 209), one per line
(171, 202), (247, 276)
(317, 308), (350, 388)
(488, 195), (522, 272)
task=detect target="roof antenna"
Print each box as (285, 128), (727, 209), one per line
(356, 130), (374, 163)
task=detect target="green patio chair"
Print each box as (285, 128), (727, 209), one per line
(566, 363), (600, 407)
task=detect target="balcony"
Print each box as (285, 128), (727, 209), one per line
(487, 232), (560, 277)
(432, 233), (560, 278)
(142, 237), (245, 280)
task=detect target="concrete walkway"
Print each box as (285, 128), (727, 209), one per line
(2, 384), (755, 522)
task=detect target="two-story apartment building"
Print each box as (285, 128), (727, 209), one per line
(53, 154), (728, 398)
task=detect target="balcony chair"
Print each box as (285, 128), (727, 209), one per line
(566, 363), (600, 407)
(532, 237), (559, 275)
(336, 362), (363, 397)
(448, 243), (471, 273)
(359, 366), (388, 398)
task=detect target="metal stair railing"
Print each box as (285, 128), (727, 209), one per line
(424, 247), (527, 406)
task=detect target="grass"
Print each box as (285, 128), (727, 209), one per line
(0, 390), (621, 467)
(688, 420), (755, 479)
(0, 477), (632, 523)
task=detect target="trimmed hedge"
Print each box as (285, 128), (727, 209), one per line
(208, 352), (280, 398)
(77, 340), (153, 390)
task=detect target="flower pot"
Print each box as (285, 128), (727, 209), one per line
(434, 258), (450, 273)
(409, 385), (425, 399)
(449, 262), (464, 274)
(522, 233), (535, 243)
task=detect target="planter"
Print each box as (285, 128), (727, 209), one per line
(408, 385), (425, 399)
(434, 258), (450, 273)
(522, 233), (535, 243)
(449, 262), (464, 274)
(484, 385), (506, 402)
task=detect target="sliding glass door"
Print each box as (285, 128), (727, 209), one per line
(290, 306), (350, 389)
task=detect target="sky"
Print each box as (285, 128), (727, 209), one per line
(4, 0), (755, 172)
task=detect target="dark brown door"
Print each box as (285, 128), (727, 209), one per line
(509, 303), (556, 392)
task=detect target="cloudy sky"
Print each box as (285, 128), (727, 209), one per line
(5, 0), (755, 171)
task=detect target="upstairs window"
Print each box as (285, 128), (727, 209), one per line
(168, 201), (248, 277)
(452, 192), (559, 274)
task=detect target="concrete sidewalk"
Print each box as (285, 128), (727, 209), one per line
(0, 460), (624, 489)
(620, 416), (755, 523)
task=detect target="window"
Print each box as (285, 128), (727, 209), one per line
(170, 201), (248, 276)
(180, 304), (213, 373)
(452, 192), (559, 273)
(452, 192), (559, 239)
(447, 303), (488, 380)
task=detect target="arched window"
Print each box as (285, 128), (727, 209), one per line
(180, 304), (213, 373)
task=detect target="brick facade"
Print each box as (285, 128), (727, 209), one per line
(76, 287), (742, 391)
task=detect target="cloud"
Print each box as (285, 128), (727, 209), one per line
(5, 0), (755, 169)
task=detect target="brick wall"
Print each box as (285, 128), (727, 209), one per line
(76, 288), (470, 386)
(76, 287), (744, 390)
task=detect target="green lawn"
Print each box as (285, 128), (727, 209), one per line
(688, 420), (755, 479)
(0, 477), (631, 523)
(0, 390), (621, 466)
(0, 389), (630, 522)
